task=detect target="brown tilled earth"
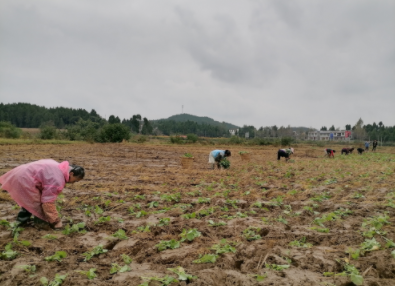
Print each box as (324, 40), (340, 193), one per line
(0, 143), (394, 286)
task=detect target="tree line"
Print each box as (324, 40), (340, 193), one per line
(0, 103), (394, 142)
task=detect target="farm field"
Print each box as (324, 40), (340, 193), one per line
(0, 143), (395, 286)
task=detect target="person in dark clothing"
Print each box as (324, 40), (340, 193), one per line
(357, 148), (365, 155)
(341, 148), (354, 155)
(277, 148), (294, 161)
(372, 140), (378, 152)
(324, 148), (336, 158)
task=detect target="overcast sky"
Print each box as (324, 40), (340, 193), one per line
(0, 0), (394, 129)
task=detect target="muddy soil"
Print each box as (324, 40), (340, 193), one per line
(0, 143), (395, 286)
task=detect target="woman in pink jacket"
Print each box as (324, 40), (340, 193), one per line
(0, 159), (84, 228)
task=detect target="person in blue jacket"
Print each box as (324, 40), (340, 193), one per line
(365, 141), (370, 151)
(209, 150), (231, 169)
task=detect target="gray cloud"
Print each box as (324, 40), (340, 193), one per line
(0, 0), (394, 129)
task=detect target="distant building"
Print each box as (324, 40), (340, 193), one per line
(229, 129), (239, 136)
(307, 130), (352, 141)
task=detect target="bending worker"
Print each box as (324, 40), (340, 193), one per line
(277, 148), (294, 161)
(324, 148), (336, 158)
(0, 159), (85, 229)
(209, 150), (231, 169)
(341, 147), (354, 155)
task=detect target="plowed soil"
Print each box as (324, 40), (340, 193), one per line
(1, 143), (395, 286)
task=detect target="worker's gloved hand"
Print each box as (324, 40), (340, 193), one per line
(53, 221), (63, 229)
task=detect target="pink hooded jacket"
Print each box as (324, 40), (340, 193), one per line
(0, 159), (69, 221)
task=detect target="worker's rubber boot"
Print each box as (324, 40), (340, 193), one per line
(16, 208), (32, 225)
(33, 216), (51, 230)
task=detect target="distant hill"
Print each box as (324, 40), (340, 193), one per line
(153, 113), (240, 130)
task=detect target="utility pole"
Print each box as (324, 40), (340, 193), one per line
(182, 105), (183, 114)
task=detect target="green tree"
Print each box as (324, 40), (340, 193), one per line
(320, 126), (327, 131)
(141, 118), (153, 135)
(108, 115), (121, 124)
(329, 125), (335, 131)
(98, 123), (130, 143)
(353, 118), (367, 140)
(131, 115), (142, 133)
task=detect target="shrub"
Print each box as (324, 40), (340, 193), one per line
(39, 123), (57, 140)
(280, 137), (293, 147)
(186, 133), (198, 143)
(98, 123), (131, 143)
(228, 136), (244, 144)
(135, 135), (148, 143)
(170, 135), (184, 144)
(0, 122), (22, 138)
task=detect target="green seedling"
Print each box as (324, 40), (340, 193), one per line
(225, 199), (238, 209)
(62, 222), (86, 234)
(110, 263), (131, 274)
(139, 275), (178, 286)
(197, 197), (211, 204)
(310, 192), (331, 202)
(40, 274), (67, 286)
(289, 237), (313, 248)
(310, 227), (330, 233)
(360, 238), (381, 253)
(353, 193), (365, 199)
(82, 245), (108, 261)
(198, 207), (215, 217)
(157, 218), (170, 226)
(325, 262), (363, 285)
(268, 196), (283, 207)
(208, 220), (227, 227)
(45, 251), (67, 262)
(384, 237), (395, 248)
(94, 216), (111, 225)
(181, 212), (196, 219)
(121, 254), (132, 264)
(251, 274), (267, 281)
(161, 193), (181, 202)
(180, 229), (201, 242)
(0, 243), (18, 260)
(183, 153), (193, 158)
(239, 151), (248, 154)
(76, 268), (97, 280)
(235, 212), (248, 218)
(324, 178), (337, 185)
(147, 201), (158, 208)
(211, 240), (237, 254)
(0, 219), (10, 227)
(193, 254), (218, 264)
(242, 227), (261, 241)
(18, 264), (36, 273)
(155, 239), (180, 251)
(167, 266), (197, 281)
(94, 206), (104, 214)
(136, 225), (151, 232)
(277, 216), (288, 225)
(112, 229), (128, 240)
(346, 248), (360, 260)
(134, 194), (145, 200)
(265, 263), (290, 271)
